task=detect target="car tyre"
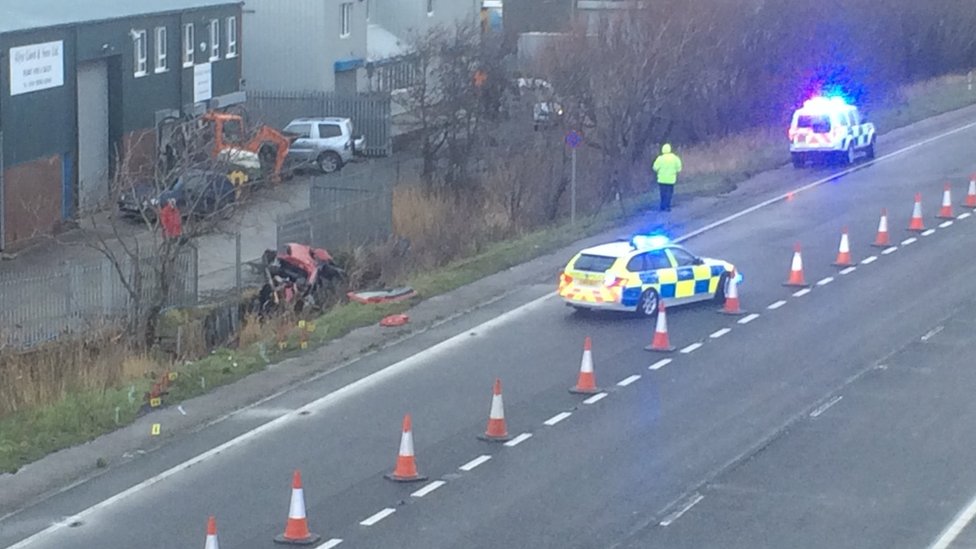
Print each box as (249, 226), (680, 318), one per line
(865, 138), (876, 160)
(713, 273), (730, 304)
(637, 289), (660, 318)
(791, 153), (804, 169)
(317, 152), (342, 174)
(845, 143), (856, 165)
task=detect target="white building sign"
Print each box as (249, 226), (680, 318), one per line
(9, 40), (65, 96)
(193, 62), (212, 103)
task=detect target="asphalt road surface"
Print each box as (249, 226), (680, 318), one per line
(4, 111), (976, 549)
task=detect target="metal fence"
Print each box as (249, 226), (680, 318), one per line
(246, 90), (393, 158)
(0, 247), (198, 348)
(276, 171), (393, 252)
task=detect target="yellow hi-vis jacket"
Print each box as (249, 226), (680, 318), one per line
(653, 144), (682, 185)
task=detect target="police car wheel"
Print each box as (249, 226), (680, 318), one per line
(865, 139), (876, 159)
(846, 144), (856, 165)
(637, 289), (659, 318)
(713, 273), (730, 303)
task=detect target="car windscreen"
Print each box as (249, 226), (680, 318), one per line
(796, 114), (831, 133)
(572, 254), (617, 272)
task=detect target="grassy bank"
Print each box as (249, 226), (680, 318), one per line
(2, 72), (974, 475)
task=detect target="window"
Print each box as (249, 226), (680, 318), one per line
(225, 16), (238, 58)
(318, 123), (343, 138)
(646, 250), (672, 270)
(154, 27), (168, 72)
(626, 254), (647, 273)
(667, 247), (697, 267)
(283, 123), (312, 138)
(183, 23), (195, 66)
(133, 29), (148, 76)
(209, 19), (220, 61)
(427, 0), (434, 15)
(340, 3), (352, 37)
(797, 114), (830, 133)
(572, 254), (616, 273)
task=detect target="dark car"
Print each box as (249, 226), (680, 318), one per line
(118, 170), (237, 219)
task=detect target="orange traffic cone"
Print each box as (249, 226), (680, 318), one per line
(966, 177), (976, 208)
(938, 183), (954, 219)
(783, 243), (809, 287)
(479, 378), (511, 442)
(872, 209), (891, 248)
(385, 414), (427, 482)
(908, 193), (925, 231)
(718, 272), (744, 315)
(644, 301), (676, 352)
(570, 336), (601, 393)
(832, 227), (853, 267)
(274, 470), (321, 545)
(204, 516), (220, 549)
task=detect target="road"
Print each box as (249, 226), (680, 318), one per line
(3, 109), (976, 548)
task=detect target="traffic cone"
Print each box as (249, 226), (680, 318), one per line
(832, 227), (853, 267)
(570, 336), (601, 393)
(644, 301), (676, 352)
(385, 414), (427, 482)
(938, 183), (954, 219)
(783, 243), (809, 287)
(966, 177), (976, 208)
(204, 516), (220, 549)
(479, 378), (511, 442)
(274, 470), (321, 545)
(718, 272), (744, 315)
(908, 193), (925, 231)
(871, 209), (891, 248)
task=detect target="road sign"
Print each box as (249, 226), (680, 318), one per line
(565, 130), (582, 149)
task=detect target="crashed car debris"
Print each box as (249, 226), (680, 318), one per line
(257, 243), (345, 314)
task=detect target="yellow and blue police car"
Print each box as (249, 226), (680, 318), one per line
(557, 235), (740, 317)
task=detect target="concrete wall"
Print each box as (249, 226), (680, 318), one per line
(371, 0), (480, 42)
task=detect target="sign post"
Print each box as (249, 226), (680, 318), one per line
(565, 130), (582, 225)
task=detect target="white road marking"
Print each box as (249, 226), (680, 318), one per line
(505, 433), (533, 447)
(659, 493), (705, 527)
(882, 246), (898, 255)
(320, 539), (344, 549)
(617, 375), (642, 387)
(411, 480), (446, 498)
(810, 396), (843, 418)
(901, 237), (918, 245)
(360, 508), (396, 526)
(583, 392), (608, 405)
(459, 455), (492, 472)
(861, 255), (878, 264)
(710, 328), (731, 339)
(928, 492), (976, 549)
(14, 119), (976, 549)
(767, 300), (787, 310)
(959, 212), (972, 219)
(839, 266), (857, 275)
(649, 358), (672, 370)
(922, 229), (936, 236)
(921, 326), (945, 342)
(940, 220), (954, 228)
(816, 277), (834, 286)
(544, 412), (572, 426)
(680, 342), (703, 354)
(793, 288), (812, 297)
(738, 313), (760, 324)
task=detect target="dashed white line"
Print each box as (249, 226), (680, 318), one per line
(680, 342), (703, 354)
(617, 374), (642, 387)
(411, 480), (446, 498)
(810, 395), (843, 418)
(793, 288), (812, 297)
(360, 508), (396, 526)
(505, 433), (533, 447)
(839, 266), (857, 275)
(768, 300), (787, 310)
(649, 358), (672, 371)
(921, 326), (945, 342)
(459, 455), (492, 472)
(929, 492), (976, 549)
(959, 212), (972, 220)
(583, 392), (608, 405)
(882, 246), (898, 255)
(738, 313), (760, 324)
(901, 237), (917, 246)
(659, 493), (705, 527)
(922, 229), (936, 236)
(321, 539), (344, 549)
(710, 328), (731, 339)
(861, 255), (878, 264)
(940, 220), (954, 228)
(816, 277), (834, 286)
(544, 412), (572, 426)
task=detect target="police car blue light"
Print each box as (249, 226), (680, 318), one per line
(630, 234), (671, 250)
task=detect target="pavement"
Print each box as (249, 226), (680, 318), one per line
(3, 104), (976, 548)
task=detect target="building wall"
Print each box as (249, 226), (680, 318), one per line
(371, 0), (480, 42)
(503, 0), (574, 49)
(243, 0), (367, 93)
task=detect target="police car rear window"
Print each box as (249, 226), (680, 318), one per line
(573, 254), (617, 272)
(797, 115), (831, 132)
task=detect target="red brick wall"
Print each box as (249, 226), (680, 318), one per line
(3, 155), (62, 248)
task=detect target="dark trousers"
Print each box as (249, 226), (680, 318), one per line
(658, 183), (675, 211)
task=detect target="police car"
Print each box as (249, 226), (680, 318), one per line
(789, 96), (876, 168)
(557, 235), (740, 317)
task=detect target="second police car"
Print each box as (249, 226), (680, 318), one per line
(788, 96), (876, 168)
(557, 235), (740, 317)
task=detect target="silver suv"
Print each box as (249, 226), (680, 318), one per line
(283, 117), (365, 174)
